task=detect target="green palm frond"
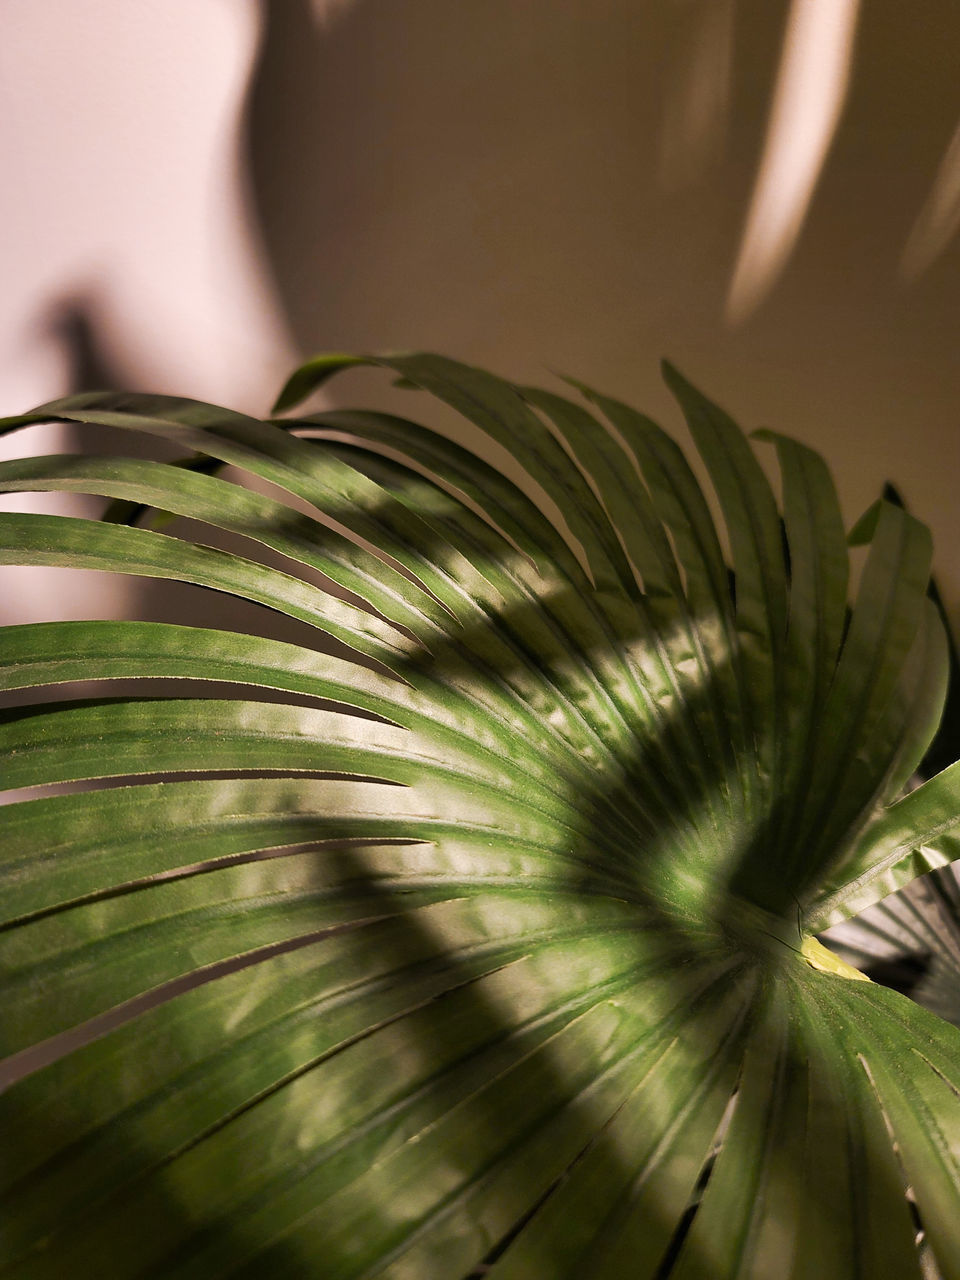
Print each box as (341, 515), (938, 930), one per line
(2, 354), (960, 1278)
(823, 860), (960, 1027)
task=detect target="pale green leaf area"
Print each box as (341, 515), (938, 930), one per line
(2, 354), (960, 1278)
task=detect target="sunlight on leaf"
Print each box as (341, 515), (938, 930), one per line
(2, 356), (960, 1277)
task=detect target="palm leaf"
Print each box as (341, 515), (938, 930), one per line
(2, 355), (960, 1277)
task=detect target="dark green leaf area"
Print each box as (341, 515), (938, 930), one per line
(4, 355), (960, 1279)
(0, 510), (410, 667)
(0, 898), (678, 1274)
(6, 946), (960, 1280)
(0, 452), (452, 638)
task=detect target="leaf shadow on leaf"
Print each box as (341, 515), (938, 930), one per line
(0, 581), (767, 1278)
(2, 379), (958, 1277)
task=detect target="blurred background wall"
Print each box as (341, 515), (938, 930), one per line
(2, 0), (959, 620)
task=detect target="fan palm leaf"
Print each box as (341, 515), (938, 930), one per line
(1, 354), (960, 1277)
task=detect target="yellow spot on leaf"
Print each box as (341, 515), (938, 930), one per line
(801, 934), (871, 981)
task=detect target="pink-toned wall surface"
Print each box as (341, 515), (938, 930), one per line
(0, 1), (295, 622)
(3, 1), (960, 622)
(0, 0), (293, 413)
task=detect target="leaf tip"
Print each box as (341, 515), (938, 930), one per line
(272, 354), (370, 415)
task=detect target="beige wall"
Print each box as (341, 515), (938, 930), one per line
(252, 0), (960, 620)
(3, 0), (959, 621)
